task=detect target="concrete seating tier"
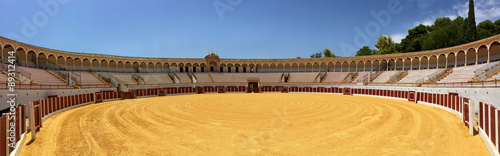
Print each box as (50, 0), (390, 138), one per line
(352, 72), (370, 83)
(18, 66), (67, 85)
(323, 72), (350, 83)
(371, 71), (398, 83)
(288, 73), (319, 83)
(486, 72), (500, 81)
(398, 69), (443, 83)
(209, 73), (282, 83)
(78, 72), (108, 86)
(438, 63), (490, 83)
(137, 73), (172, 84)
(193, 73), (213, 83)
(176, 73), (192, 83)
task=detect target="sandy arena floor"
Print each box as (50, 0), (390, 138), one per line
(19, 93), (489, 155)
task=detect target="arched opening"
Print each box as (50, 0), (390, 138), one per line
(66, 57), (74, 71)
(117, 61), (125, 73)
(101, 60), (109, 72)
(2, 44), (15, 64)
(91, 59), (99, 72)
(349, 61), (356, 72)
(155, 62), (162, 73)
(219, 63), (226, 73)
(421, 57), (429, 70)
(357, 61), (365, 72)
(199, 63), (206, 73)
(327, 62), (335, 72)
(387, 59), (396, 70)
(411, 57), (419, 70)
(466, 48), (476, 65)
(319, 62), (327, 72)
(132, 62), (140, 73)
(277, 63), (284, 72)
(11, 45), (25, 66)
(341, 61), (349, 72)
(270, 63), (277, 73)
(428, 55), (438, 69)
(109, 60), (117, 72)
(138, 62), (146, 73)
(447, 52), (456, 68)
(395, 58), (403, 70)
(164, 62), (171, 73)
(456, 51), (466, 67)
(437, 54), (446, 68)
(26, 50), (37, 68)
(373, 60), (380, 71)
(306, 63), (313, 72)
(312, 62), (320, 72)
(298, 63), (305, 72)
(262, 64), (270, 73)
(490, 41), (500, 62)
(74, 58), (82, 71)
(209, 62), (217, 72)
(56, 56), (65, 70)
(254, 64), (261, 73)
(234, 63), (240, 73)
(148, 62), (155, 73)
(37, 52), (48, 69)
(178, 63), (185, 73)
(403, 58), (411, 70)
(185, 63), (192, 73)
(477, 45), (489, 64)
(284, 63), (291, 73)
(365, 60), (372, 71)
(291, 63), (299, 72)
(334, 62), (341, 72)
(47, 54), (58, 70)
(125, 62), (132, 73)
(82, 58), (91, 71)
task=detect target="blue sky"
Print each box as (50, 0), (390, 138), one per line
(0, 0), (499, 59)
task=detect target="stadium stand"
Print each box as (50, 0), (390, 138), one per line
(176, 73), (192, 83)
(17, 66), (67, 85)
(193, 73), (213, 83)
(209, 73), (282, 83)
(398, 69), (444, 83)
(99, 73), (138, 84)
(438, 63), (490, 83)
(371, 71), (398, 83)
(323, 72), (350, 83)
(137, 73), (173, 84)
(352, 72), (370, 83)
(288, 73), (319, 83)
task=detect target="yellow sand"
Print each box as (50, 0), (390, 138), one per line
(19, 93), (489, 155)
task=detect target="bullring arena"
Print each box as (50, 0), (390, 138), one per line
(0, 34), (500, 155)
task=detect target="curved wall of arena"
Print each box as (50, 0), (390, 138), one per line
(1, 35), (499, 73)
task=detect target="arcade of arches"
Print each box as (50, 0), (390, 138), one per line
(1, 35), (500, 73)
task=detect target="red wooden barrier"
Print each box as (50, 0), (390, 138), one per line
(282, 87), (289, 93)
(485, 104), (490, 137)
(408, 91), (416, 102)
(490, 105), (496, 147)
(480, 102), (484, 129)
(0, 115), (6, 156)
(343, 88), (352, 95)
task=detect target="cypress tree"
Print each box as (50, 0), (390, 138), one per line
(465, 0), (477, 42)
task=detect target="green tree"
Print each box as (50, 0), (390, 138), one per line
(477, 20), (495, 39)
(356, 46), (373, 56)
(322, 48), (336, 57)
(375, 36), (398, 54)
(310, 52), (322, 58)
(401, 24), (429, 52)
(495, 19), (500, 34)
(464, 0), (477, 42)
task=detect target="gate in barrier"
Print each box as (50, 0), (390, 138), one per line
(343, 88), (352, 95)
(463, 98), (469, 127)
(408, 91), (416, 102)
(95, 92), (103, 103)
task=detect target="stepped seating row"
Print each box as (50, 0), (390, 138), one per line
(352, 72), (370, 83)
(288, 73), (318, 83)
(79, 72), (108, 86)
(487, 72), (500, 81)
(398, 69), (444, 83)
(176, 73), (192, 83)
(209, 73), (282, 83)
(437, 63), (490, 83)
(138, 73), (173, 84)
(371, 71), (399, 83)
(17, 66), (67, 85)
(323, 72), (350, 83)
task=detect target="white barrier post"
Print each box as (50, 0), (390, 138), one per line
(468, 99), (474, 135)
(29, 102), (36, 141)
